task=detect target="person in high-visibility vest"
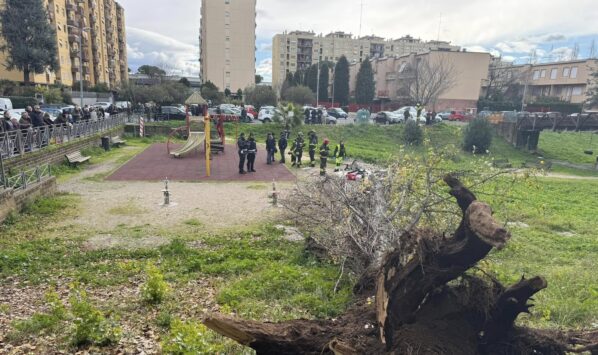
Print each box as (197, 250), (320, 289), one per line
(319, 139), (330, 176)
(333, 141), (347, 172)
(290, 132), (304, 167)
(308, 130), (318, 167)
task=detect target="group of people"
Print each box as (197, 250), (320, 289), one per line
(237, 128), (348, 176)
(304, 107), (326, 125)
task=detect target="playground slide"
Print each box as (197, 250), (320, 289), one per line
(170, 132), (205, 158)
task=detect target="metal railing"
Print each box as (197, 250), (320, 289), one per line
(3, 164), (52, 190)
(0, 114), (129, 160)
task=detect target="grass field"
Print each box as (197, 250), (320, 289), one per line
(538, 131), (598, 165)
(0, 122), (596, 351)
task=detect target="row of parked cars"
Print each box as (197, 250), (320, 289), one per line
(374, 107), (474, 124)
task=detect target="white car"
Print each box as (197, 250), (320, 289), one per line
(7, 109), (26, 120)
(258, 107), (279, 123)
(395, 106), (426, 123)
(93, 102), (112, 110)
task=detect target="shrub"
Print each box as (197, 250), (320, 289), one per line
(282, 85), (315, 105)
(141, 264), (169, 304)
(463, 118), (493, 153)
(402, 120), (423, 145)
(161, 319), (250, 354)
(69, 287), (121, 346)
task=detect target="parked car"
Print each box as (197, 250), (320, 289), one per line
(448, 111), (466, 121)
(93, 102), (112, 110)
(327, 107), (348, 119)
(325, 115), (337, 124)
(375, 111), (402, 124)
(394, 106), (426, 123)
(115, 101), (131, 110)
(157, 106), (188, 120)
(0, 97), (13, 112)
(245, 105), (258, 117)
(258, 106), (278, 123)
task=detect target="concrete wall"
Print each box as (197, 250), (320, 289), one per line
(3, 126), (123, 173)
(0, 177), (57, 224)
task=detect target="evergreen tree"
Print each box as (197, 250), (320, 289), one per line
(333, 56), (350, 106)
(293, 70), (303, 86)
(306, 64), (319, 93)
(236, 88), (243, 98)
(318, 64), (329, 101)
(224, 88), (232, 97)
(280, 71), (295, 97)
(355, 57), (375, 104)
(0, 0), (58, 84)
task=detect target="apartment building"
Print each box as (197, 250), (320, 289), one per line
(272, 31), (459, 87)
(200, 0), (256, 92)
(0, 0), (128, 89)
(349, 50), (491, 111)
(482, 59), (598, 105)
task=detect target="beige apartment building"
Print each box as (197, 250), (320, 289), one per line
(349, 50), (491, 111)
(272, 31), (459, 88)
(482, 58), (598, 106)
(200, 0), (256, 92)
(0, 0), (128, 89)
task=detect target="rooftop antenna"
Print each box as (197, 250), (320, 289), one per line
(572, 43), (579, 60)
(358, 0), (364, 38)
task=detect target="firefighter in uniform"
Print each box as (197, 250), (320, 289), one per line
(308, 130), (318, 167)
(237, 133), (248, 174)
(333, 141), (347, 172)
(290, 132), (304, 167)
(319, 139), (330, 176)
(278, 131), (288, 163)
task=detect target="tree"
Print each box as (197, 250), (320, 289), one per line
(280, 72), (295, 97)
(236, 88), (243, 98)
(282, 85), (315, 106)
(484, 60), (521, 100)
(401, 54), (456, 106)
(0, 0), (58, 84)
(179, 77), (191, 87)
(305, 64), (319, 93)
(201, 81), (224, 105)
(586, 66), (598, 110)
(333, 56), (350, 106)
(318, 65), (329, 101)
(272, 103), (303, 129)
(137, 65), (166, 78)
(255, 75), (263, 84)
(463, 118), (493, 153)
(224, 88), (231, 97)
(244, 86), (277, 109)
(355, 57), (375, 104)
(293, 71), (303, 86)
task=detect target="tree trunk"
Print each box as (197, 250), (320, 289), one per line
(23, 65), (30, 85)
(204, 176), (597, 354)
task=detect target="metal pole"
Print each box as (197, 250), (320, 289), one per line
(0, 151), (5, 189)
(79, 30), (83, 107)
(316, 43), (320, 107)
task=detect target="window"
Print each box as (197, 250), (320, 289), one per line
(540, 69), (546, 78)
(570, 67), (578, 78)
(532, 70), (540, 80)
(563, 67), (570, 77)
(225, 0), (230, 3)
(572, 86), (583, 96)
(550, 68), (557, 79)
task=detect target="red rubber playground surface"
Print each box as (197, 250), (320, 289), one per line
(107, 143), (296, 182)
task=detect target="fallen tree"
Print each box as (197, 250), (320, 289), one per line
(204, 174), (597, 354)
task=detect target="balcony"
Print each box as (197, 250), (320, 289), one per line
(67, 18), (79, 27)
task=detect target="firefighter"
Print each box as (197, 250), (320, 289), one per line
(333, 140), (347, 172)
(278, 131), (288, 163)
(237, 133), (248, 174)
(310, 109), (317, 125)
(290, 132), (304, 167)
(304, 107), (311, 124)
(308, 130), (318, 167)
(246, 133), (257, 173)
(319, 139), (330, 176)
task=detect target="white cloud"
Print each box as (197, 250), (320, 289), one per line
(256, 58), (273, 82)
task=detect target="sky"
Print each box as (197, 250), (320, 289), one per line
(118, 0), (598, 83)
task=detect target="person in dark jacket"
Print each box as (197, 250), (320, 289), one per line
(266, 132), (277, 165)
(290, 132), (304, 167)
(237, 133), (248, 174)
(310, 109), (317, 125)
(240, 105), (249, 123)
(54, 113), (68, 126)
(320, 139), (330, 176)
(246, 134), (257, 173)
(30, 105), (45, 127)
(317, 108), (323, 124)
(2, 111), (14, 132)
(43, 112), (54, 126)
(308, 130), (318, 167)
(72, 106), (83, 122)
(304, 108), (311, 124)
(278, 131), (288, 163)
(19, 112), (32, 129)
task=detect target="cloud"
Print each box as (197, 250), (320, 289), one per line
(259, 43), (273, 51)
(256, 58), (273, 82)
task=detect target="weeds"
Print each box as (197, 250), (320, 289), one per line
(69, 285), (121, 346)
(141, 264), (170, 304)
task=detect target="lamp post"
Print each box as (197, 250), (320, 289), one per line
(67, 23), (91, 107)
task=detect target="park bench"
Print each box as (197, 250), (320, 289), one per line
(111, 136), (126, 147)
(65, 151), (91, 166)
(522, 159), (552, 171)
(492, 159), (512, 168)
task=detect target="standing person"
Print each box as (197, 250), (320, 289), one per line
(25, 105), (33, 118)
(2, 111), (14, 132)
(266, 132), (277, 165)
(310, 109), (317, 125)
(237, 133), (248, 174)
(246, 134), (257, 173)
(403, 108), (411, 122)
(278, 131), (288, 163)
(72, 105), (82, 122)
(304, 107), (311, 124)
(291, 132), (304, 167)
(319, 139), (330, 176)
(240, 104), (248, 123)
(42, 112), (53, 126)
(30, 105), (45, 127)
(317, 108), (323, 124)
(308, 130), (318, 167)
(431, 110), (437, 124)
(19, 112), (32, 129)
(333, 140), (347, 172)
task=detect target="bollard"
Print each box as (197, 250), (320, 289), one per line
(162, 178), (170, 205)
(271, 180), (278, 207)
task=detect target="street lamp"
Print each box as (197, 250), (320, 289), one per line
(67, 24), (91, 107)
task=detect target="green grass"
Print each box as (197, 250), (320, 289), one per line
(538, 131), (598, 165)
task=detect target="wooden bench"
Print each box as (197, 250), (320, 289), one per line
(65, 151), (91, 166)
(111, 136), (126, 147)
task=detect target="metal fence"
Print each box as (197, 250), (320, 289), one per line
(2, 164), (52, 190)
(0, 114), (130, 160)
